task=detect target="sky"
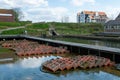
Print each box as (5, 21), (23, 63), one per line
(0, 0), (120, 22)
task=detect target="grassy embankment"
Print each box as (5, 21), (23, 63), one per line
(52, 22), (103, 35)
(1, 22), (49, 36)
(0, 21), (31, 29)
(1, 22), (104, 36)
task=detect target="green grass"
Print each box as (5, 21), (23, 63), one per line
(0, 26), (8, 29)
(53, 23), (103, 35)
(27, 23), (49, 29)
(26, 29), (44, 36)
(1, 28), (25, 35)
(0, 47), (13, 53)
(0, 21), (31, 29)
(1, 22), (104, 36)
(0, 22), (21, 27)
(1, 28), (44, 36)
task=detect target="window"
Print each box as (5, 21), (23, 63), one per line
(105, 26), (107, 30)
(111, 26), (114, 29)
(0, 14), (12, 16)
(118, 26), (120, 29)
(116, 26), (118, 29)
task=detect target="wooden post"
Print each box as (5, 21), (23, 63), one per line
(70, 46), (72, 53)
(88, 49), (90, 55)
(98, 50), (101, 57)
(113, 54), (115, 62)
(78, 48), (81, 53)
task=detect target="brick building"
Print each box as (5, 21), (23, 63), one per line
(0, 9), (15, 22)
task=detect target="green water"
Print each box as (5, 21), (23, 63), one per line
(0, 54), (120, 80)
(52, 37), (120, 49)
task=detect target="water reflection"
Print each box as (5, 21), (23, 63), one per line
(5, 55), (60, 69)
(19, 56), (60, 68)
(0, 55), (120, 80)
(53, 38), (120, 49)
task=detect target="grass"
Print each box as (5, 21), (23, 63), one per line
(0, 47), (13, 54)
(0, 47), (16, 59)
(0, 26), (8, 29)
(1, 28), (45, 36)
(1, 28), (25, 35)
(27, 22), (49, 29)
(53, 23), (103, 35)
(0, 22), (21, 27)
(0, 21), (31, 29)
(1, 22), (104, 36)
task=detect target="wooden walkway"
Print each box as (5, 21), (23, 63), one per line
(23, 35), (120, 54)
(0, 35), (120, 63)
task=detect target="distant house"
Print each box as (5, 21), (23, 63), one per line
(0, 9), (15, 22)
(77, 11), (108, 24)
(104, 14), (120, 33)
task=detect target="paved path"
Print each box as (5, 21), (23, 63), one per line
(0, 26), (25, 34)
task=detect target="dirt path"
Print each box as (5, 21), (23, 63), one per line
(0, 26), (25, 34)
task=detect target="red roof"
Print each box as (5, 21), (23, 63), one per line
(98, 12), (106, 16)
(83, 11), (96, 15)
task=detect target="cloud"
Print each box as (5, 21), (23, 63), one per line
(0, 0), (69, 22)
(91, 5), (120, 20)
(104, 6), (120, 20)
(23, 7), (68, 22)
(0, 0), (48, 8)
(71, 0), (95, 6)
(0, 0), (120, 23)
(20, 56), (58, 68)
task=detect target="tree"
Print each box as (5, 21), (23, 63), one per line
(12, 8), (24, 22)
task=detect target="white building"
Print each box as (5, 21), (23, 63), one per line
(77, 11), (108, 24)
(61, 16), (69, 23)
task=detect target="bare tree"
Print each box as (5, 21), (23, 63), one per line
(13, 8), (24, 22)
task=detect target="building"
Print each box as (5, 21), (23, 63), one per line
(104, 13), (120, 33)
(77, 11), (108, 24)
(0, 9), (15, 22)
(61, 16), (69, 23)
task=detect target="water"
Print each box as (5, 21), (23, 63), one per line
(0, 55), (120, 80)
(52, 37), (120, 49)
(0, 40), (120, 80)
